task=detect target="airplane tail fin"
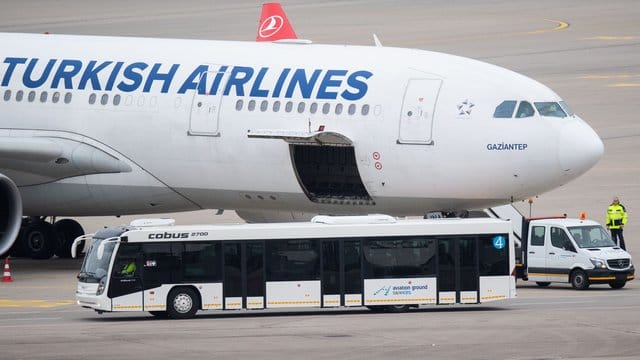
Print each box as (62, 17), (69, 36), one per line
(256, 2), (298, 42)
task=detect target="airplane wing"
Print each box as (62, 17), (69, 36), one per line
(256, 2), (298, 42)
(0, 136), (131, 186)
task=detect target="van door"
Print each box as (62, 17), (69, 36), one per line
(526, 225), (548, 282)
(546, 227), (577, 282)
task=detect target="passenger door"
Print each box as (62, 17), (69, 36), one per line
(546, 227), (577, 282)
(398, 79), (442, 145)
(223, 241), (265, 309)
(108, 243), (143, 311)
(189, 67), (229, 136)
(437, 237), (478, 303)
(526, 226), (548, 281)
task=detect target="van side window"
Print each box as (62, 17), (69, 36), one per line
(550, 227), (575, 252)
(531, 226), (545, 246)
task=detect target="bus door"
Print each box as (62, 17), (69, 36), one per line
(223, 241), (265, 309)
(108, 243), (143, 311)
(437, 237), (478, 304)
(321, 239), (363, 307)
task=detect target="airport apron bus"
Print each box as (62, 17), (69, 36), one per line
(75, 215), (516, 319)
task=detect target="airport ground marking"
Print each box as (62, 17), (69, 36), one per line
(526, 19), (569, 34)
(0, 299), (75, 308)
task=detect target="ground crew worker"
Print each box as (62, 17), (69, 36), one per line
(120, 261), (137, 276)
(606, 196), (627, 250)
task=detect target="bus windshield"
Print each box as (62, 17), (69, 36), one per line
(78, 238), (117, 283)
(567, 225), (615, 248)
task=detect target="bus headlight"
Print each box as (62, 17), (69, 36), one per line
(96, 278), (106, 295)
(590, 258), (607, 269)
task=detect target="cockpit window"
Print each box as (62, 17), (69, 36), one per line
(534, 102), (567, 118)
(559, 101), (574, 116)
(515, 101), (535, 118)
(493, 100), (517, 118)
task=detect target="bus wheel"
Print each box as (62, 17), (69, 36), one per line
(366, 306), (386, 313)
(384, 305), (410, 313)
(149, 311), (168, 318)
(570, 269), (590, 290)
(609, 279), (626, 289)
(167, 288), (199, 319)
(535, 282), (551, 287)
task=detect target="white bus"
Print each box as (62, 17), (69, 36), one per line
(75, 216), (516, 319)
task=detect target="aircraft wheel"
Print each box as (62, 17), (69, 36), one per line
(54, 219), (85, 258)
(21, 222), (56, 259)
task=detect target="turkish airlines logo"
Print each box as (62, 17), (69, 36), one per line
(259, 15), (284, 38)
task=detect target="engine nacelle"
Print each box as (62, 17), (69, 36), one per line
(0, 174), (22, 256)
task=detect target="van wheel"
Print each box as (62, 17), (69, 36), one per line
(609, 279), (626, 289)
(535, 282), (551, 287)
(167, 288), (199, 319)
(570, 269), (590, 290)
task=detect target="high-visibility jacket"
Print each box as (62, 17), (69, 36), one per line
(606, 204), (627, 229)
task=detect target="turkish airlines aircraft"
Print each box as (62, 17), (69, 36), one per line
(0, 3), (603, 258)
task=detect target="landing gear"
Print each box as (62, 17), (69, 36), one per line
(14, 217), (85, 259)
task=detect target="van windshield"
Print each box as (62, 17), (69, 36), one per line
(567, 225), (615, 248)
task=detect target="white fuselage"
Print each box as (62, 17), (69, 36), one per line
(0, 33), (604, 217)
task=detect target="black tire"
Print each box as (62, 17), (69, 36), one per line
(384, 305), (410, 313)
(609, 279), (626, 289)
(570, 269), (590, 290)
(149, 311), (169, 318)
(167, 287), (199, 319)
(21, 222), (56, 259)
(54, 219), (85, 258)
(366, 306), (386, 313)
(536, 282), (551, 287)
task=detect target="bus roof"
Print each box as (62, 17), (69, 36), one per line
(120, 217), (511, 243)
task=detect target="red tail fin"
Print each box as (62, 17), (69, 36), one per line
(256, 2), (298, 42)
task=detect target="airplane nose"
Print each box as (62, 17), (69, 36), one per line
(558, 117), (604, 177)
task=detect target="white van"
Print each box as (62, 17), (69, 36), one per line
(521, 218), (634, 289)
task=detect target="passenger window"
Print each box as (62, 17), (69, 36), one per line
(335, 103), (343, 115)
(531, 226), (545, 246)
(285, 101), (293, 113)
(515, 101), (535, 118)
(100, 94), (108, 105)
(235, 99), (243, 111)
(322, 103), (330, 114)
(550, 227), (575, 252)
(310, 102), (318, 114)
(248, 99), (256, 111)
(89, 93), (97, 105)
(113, 94), (121, 106)
(64, 92), (72, 104)
(3, 90), (10, 101)
(297, 102), (305, 113)
(493, 100), (517, 118)
(362, 104), (370, 116)
(16, 90), (24, 102)
(534, 102), (566, 118)
(52, 92), (60, 104)
(260, 100), (268, 112)
(28, 91), (36, 102)
(40, 91), (48, 103)
(272, 100), (281, 112)
(348, 104), (356, 115)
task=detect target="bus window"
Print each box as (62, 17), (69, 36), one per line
(224, 243), (242, 297)
(141, 243), (178, 286)
(363, 237), (435, 278)
(479, 235), (509, 276)
(181, 242), (221, 282)
(493, 100), (517, 118)
(112, 243), (141, 279)
(344, 240), (362, 293)
(515, 101), (535, 118)
(266, 239), (320, 281)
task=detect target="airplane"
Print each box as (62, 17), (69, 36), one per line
(0, 2), (604, 259)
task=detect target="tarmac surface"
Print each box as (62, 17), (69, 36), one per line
(1, 0), (640, 359)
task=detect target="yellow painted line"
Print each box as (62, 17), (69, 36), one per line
(367, 298), (435, 303)
(526, 19), (570, 34)
(461, 297), (477, 301)
(589, 276), (616, 281)
(584, 36), (635, 40)
(627, 275), (635, 280)
(267, 301), (320, 305)
(607, 83), (640, 87)
(0, 299), (75, 308)
(579, 74), (640, 79)
(481, 295), (507, 301)
(527, 273), (568, 278)
(113, 305), (142, 310)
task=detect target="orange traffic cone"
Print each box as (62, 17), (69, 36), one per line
(2, 257), (13, 282)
